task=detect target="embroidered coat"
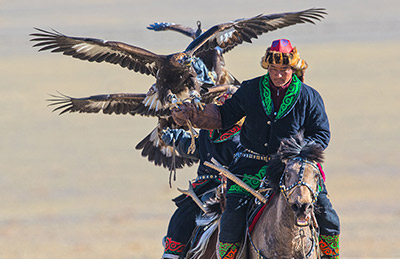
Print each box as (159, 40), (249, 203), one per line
(218, 74), (330, 155)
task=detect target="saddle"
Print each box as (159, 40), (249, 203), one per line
(182, 183), (275, 258)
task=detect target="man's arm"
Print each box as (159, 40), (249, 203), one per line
(171, 103), (222, 130)
(304, 92), (330, 149)
(217, 88), (246, 129)
(171, 83), (246, 130)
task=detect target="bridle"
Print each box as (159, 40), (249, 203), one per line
(248, 157), (322, 259)
(279, 157), (322, 204)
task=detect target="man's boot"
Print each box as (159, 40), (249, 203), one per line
(218, 241), (241, 259)
(162, 236), (186, 259)
(319, 234), (339, 258)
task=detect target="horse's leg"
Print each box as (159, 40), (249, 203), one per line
(185, 224), (219, 259)
(187, 228), (218, 259)
(200, 230), (219, 259)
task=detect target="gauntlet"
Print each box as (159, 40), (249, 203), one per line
(171, 103), (222, 130)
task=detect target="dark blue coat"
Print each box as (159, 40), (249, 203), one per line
(218, 74), (330, 155)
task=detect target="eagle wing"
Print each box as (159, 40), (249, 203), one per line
(147, 22), (198, 39)
(185, 8), (327, 55)
(135, 117), (199, 171)
(30, 28), (161, 76)
(48, 92), (196, 171)
(46, 85), (235, 172)
(135, 84), (240, 172)
(47, 92), (171, 117)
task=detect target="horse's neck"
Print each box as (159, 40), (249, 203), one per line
(250, 193), (314, 258)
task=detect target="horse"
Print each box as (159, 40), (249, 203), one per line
(186, 133), (325, 259)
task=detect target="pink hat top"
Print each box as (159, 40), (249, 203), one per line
(270, 39), (293, 53)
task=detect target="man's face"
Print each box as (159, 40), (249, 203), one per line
(268, 64), (293, 87)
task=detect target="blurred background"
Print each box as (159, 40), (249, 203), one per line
(1, 0), (399, 258)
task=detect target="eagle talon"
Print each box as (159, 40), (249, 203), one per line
(166, 93), (184, 109)
(195, 102), (205, 111)
(191, 96), (205, 111)
(167, 93), (178, 104)
(185, 120), (198, 154)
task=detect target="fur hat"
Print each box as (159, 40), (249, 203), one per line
(261, 39), (308, 81)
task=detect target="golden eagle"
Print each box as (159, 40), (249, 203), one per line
(33, 8), (327, 173)
(31, 8), (326, 115)
(147, 20), (238, 87)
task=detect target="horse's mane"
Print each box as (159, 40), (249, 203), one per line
(267, 132), (324, 189)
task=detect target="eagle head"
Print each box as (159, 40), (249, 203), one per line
(170, 52), (192, 69)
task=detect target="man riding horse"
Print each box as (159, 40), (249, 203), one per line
(172, 39), (340, 258)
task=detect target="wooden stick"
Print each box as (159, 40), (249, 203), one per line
(204, 158), (267, 204)
(177, 181), (208, 213)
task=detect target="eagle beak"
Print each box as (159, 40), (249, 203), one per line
(179, 56), (192, 67)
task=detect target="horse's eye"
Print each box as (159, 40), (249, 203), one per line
(285, 173), (291, 182)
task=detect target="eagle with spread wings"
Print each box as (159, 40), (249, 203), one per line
(31, 8), (326, 174)
(147, 20), (237, 87)
(31, 8), (326, 115)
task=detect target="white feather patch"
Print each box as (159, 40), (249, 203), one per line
(216, 27), (235, 45)
(72, 43), (93, 53)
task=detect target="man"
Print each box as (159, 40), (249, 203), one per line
(172, 39), (340, 259)
(161, 96), (243, 259)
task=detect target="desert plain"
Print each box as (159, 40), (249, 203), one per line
(1, 1), (399, 258)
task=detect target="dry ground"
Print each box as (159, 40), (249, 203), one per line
(1, 1), (400, 257)
(1, 42), (399, 258)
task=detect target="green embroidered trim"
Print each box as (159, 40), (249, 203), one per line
(219, 242), (241, 258)
(260, 75), (273, 116)
(259, 73), (302, 120)
(227, 165), (267, 196)
(319, 234), (339, 257)
(208, 124), (241, 143)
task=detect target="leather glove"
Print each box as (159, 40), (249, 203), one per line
(161, 128), (190, 146)
(171, 103), (193, 126)
(172, 102), (222, 130)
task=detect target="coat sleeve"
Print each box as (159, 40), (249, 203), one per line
(218, 83), (246, 129)
(304, 90), (331, 150)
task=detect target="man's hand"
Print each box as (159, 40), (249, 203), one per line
(171, 103), (193, 126)
(171, 102), (222, 130)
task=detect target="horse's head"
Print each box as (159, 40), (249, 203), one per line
(279, 157), (322, 226)
(272, 132), (325, 227)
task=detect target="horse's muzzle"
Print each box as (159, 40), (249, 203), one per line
(291, 202), (313, 226)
